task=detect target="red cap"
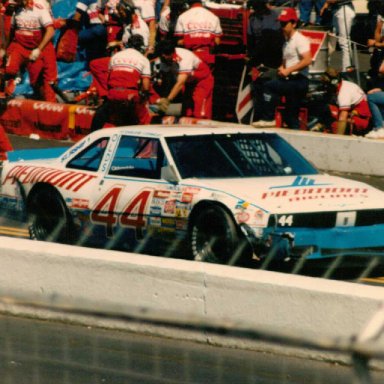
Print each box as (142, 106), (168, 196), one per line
(277, 8), (298, 22)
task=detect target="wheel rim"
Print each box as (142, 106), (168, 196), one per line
(191, 207), (238, 264)
(29, 188), (70, 242)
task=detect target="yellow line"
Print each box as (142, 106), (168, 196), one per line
(0, 226), (29, 237)
(359, 277), (384, 284)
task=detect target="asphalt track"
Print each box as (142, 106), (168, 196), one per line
(1, 314), (384, 384)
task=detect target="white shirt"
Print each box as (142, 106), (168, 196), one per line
(132, 0), (155, 23)
(337, 80), (366, 110)
(174, 5), (222, 49)
(122, 14), (149, 47)
(283, 31), (311, 77)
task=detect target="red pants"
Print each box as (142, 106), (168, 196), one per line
(183, 71), (214, 119)
(5, 42), (57, 101)
(89, 57), (110, 98)
(108, 89), (152, 125)
(41, 42), (58, 102)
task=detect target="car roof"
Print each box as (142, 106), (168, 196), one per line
(88, 123), (273, 139)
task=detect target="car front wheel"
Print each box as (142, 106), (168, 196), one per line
(190, 205), (240, 264)
(27, 185), (74, 244)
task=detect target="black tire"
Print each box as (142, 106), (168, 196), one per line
(190, 205), (240, 264)
(27, 185), (74, 244)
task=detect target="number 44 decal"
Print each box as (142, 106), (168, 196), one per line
(91, 186), (153, 237)
(278, 214), (293, 227)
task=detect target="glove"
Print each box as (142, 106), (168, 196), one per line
(139, 90), (151, 102)
(29, 48), (41, 61)
(157, 97), (170, 113)
(0, 49), (5, 60)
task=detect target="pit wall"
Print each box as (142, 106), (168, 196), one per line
(273, 129), (384, 176)
(0, 236), (383, 359)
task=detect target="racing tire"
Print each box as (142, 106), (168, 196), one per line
(190, 205), (240, 264)
(27, 185), (75, 244)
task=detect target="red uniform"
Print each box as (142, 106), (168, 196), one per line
(5, 0), (56, 100)
(174, 3), (222, 65)
(107, 47), (152, 124)
(173, 47), (214, 119)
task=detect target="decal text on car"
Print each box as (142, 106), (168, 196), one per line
(262, 187), (369, 201)
(3, 165), (97, 192)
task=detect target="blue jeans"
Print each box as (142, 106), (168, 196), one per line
(299, 0), (326, 24)
(368, 91), (384, 129)
(261, 75), (309, 129)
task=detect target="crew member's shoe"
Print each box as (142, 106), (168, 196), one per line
(365, 128), (384, 139)
(252, 119), (276, 128)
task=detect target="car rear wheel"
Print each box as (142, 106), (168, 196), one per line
(27, 185), (75, 244)
(190, 205), (240, 264)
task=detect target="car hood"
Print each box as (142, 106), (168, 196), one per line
(188, 174), (384, 213)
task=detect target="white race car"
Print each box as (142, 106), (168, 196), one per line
(1, 124), (384, 266)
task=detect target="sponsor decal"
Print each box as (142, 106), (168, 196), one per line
(150, 206), (162, 215)
(149, 217), (161, 227)
(175, 203), (190, 218)
(236, 211), (250, 223)
(235, 200), (250, 209)
(152, 197), (167, 206)
(3, 165), (97, 192)
(33, 102), (65, 113)
(271, 176), (329, 189)
(262, 186), (369, 202)
(183, 186), (200, 194)
(154, 190), (171, 199)
(164, 199), (176, 214)
(67, 198), (89, 209)
(181, 192), (193, 203)
(176, 219), (187, 230)
(161, 218), (176, 228)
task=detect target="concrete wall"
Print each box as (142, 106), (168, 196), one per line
(274, 129), (384, 176)
(1, 235), (383, 359)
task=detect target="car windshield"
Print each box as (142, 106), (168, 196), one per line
(166, 133), (319, 179)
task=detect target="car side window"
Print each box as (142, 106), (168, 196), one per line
(67, 138), (109, 171)
(108, 136), (163, 179)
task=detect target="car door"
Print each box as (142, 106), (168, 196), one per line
(88, 134), (173, 250)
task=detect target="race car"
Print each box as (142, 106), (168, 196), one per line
(1, 124), (384, 266)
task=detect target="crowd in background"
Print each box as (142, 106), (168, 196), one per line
(1, 0), (384, 137)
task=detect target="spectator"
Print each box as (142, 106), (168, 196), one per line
(320, 0), (355, 72)
(368, 0), (383, 37)
(3, 0), (55, 99)
(322, 67), (371, 135)
(73, 0), (107, 64)
(247, 0), (283, 68)
(299, 0), (326, 26)
(155, 39), (214, 119)
(367, 1), (384, 89)
(174, 0), (222, 67)
(365, 88), (384, 138)
(252, 8), (312, 129)
(90, 34), (152, 131)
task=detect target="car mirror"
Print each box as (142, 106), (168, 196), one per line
(161, 165), (179, 183)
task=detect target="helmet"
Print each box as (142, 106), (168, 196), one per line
(127, 34), (146, 54)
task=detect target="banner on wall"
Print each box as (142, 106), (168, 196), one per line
(0, 99), (95, 140)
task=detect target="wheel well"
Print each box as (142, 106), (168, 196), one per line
(27, 183), (64, 213)
(189, 201), (238, 233)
